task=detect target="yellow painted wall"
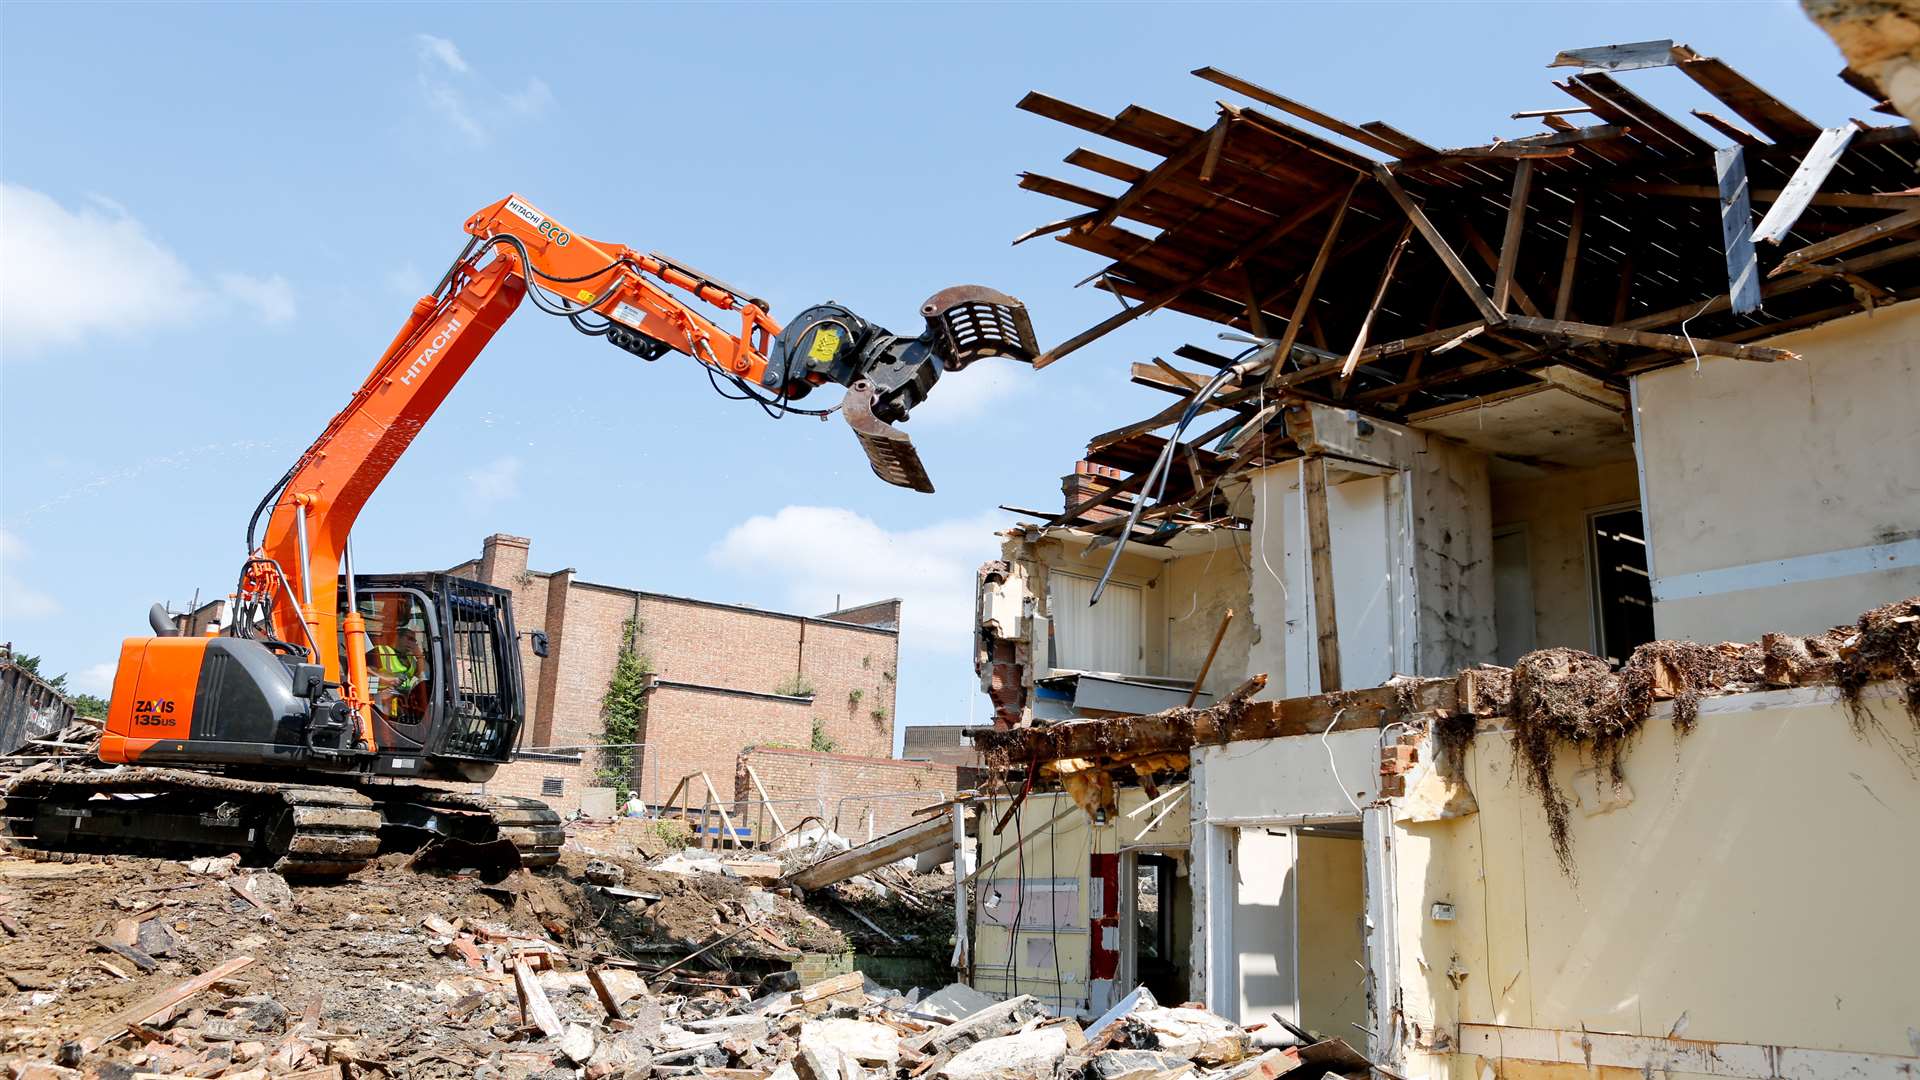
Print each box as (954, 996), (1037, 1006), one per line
(1635, 300), (1920, 641)
(1393, 687), (1920, 1076)
(1296, 833), (1367, 1038)
(970, 786), (1191, 1012)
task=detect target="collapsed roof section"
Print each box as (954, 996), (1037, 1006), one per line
(1019, 40), (1919, 532)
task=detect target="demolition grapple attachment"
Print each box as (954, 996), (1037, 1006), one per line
(764, 286), (1037, 493)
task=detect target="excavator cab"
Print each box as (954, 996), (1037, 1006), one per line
(342, 573), (524, 780)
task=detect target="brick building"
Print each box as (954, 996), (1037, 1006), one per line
(734, 747), (968, 841)
(450, 534), (903, 814)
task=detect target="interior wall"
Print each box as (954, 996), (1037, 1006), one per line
(1232, 826), (1297, 1026)
(1295, 832), (1367, 1038)
(1393, 686), (1920, 1076)
(970, 785), (1191, 1015)
(1408, 438), (1496, 675)
(1248, 465), (1401, 698)
(1164, 544), (1254, 698)
(1490, 459), (1641, 654)
(1029, 537), (1170, 678)
(1635, 300), (1920, 641)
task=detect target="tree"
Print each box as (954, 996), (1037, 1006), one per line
(67, 693), (110, 719)
(7, 653), (67, 693)
(596, 618), (652, 800)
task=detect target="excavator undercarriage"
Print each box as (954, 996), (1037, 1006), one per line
(1, 766), (561, 877)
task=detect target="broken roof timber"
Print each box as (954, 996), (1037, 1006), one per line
(1014, 39), (1920, 507)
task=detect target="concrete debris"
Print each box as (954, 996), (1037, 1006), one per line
(1092, 1048), (1200, 1080)
(935, 1023), (1077, 1080)
(0, 824), (1373, 1080)
(910, 981), (999, 1021)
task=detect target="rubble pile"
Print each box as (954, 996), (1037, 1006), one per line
(1, 840), (1372, 1080)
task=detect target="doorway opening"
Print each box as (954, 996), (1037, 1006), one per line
(1228, 821), (1367, 1036)
(1119, 849), (1191, 1006)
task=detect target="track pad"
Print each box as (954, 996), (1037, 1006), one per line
(844, 381), (934, 493)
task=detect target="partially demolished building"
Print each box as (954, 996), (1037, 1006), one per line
(963, 40), (1920, 1080)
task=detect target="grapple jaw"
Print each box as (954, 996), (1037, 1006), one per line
(836, 285), (1036, 494)
(845, 379), (937, 493)
(919, 285), (1040, 369)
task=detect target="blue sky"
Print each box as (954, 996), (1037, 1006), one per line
(0, 2), (1861, 747)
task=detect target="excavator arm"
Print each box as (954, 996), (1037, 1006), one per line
(236, 194), (1033, 751)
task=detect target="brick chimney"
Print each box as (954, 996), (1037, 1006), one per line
(1061, 461), (1131, 523)
(478, 534), (531, 587)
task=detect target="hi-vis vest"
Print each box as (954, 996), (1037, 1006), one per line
(372, 644), (421, 689)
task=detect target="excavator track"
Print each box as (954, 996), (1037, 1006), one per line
(1, 767), (381, 878)
(370, 785), (565, 869)
(1, 768), (562, 876)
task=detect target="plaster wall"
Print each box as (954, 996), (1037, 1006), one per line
(1392, 686), (1920, 1080)
(969, 786), (1190, 1015)
(1634, 300), (1920, 641)
(1164, 544), (1255, 698)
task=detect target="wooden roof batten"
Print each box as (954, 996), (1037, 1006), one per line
(1015, 38), (1920, 532)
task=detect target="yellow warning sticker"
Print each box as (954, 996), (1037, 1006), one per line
(807, 328), (842, 364)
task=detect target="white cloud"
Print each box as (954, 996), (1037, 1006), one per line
(414, 34), (469, 74)
(70, 662), (117, 696)
(0, 528), (59, 620)
(420, 75), (487, 146)
(411, 36), (554, 146)
(708, 506), (1005, 653)
(505, 77), (555, 116)
(0, 185), (295, 356)
(910, 360), (1027, 426)
(216, 272), (297, 324)
(0, 184), (202, 353)
(466, 455), (522, 504)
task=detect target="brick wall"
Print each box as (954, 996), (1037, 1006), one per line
(483, 755), (599, 811)
(638, 683), (814, 805)
(454, 534), (903, 799)
(736, 747), (964, 839)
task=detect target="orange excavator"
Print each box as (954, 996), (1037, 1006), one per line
(2, 194), (1035, 875)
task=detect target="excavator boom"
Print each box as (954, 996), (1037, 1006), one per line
(7, 194), (1034, 878)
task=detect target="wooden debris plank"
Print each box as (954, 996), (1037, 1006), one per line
(1610, 182), (1918, 211)
(1340, 221), (1416, 381)
(1493, 159), (1535, 314)
(1258, 178), (1357, 389)
(1836, 65), (1899, 114)
(787, 814), (955, 890)
(1409, 124), (1630, 166)
(1769, 207), (1920, 276)
(1504, 315), (1798, 362)
(1230, 103), (1379, 174)
(792, 971), (866, 1005)
(1572, 72), (1713, 156)
(1302, 456), (1342, 692)
(1373, 165), (1504, 324)
(1553, 190), (1586, 320)
(1622, 236), (1920, 332)
(1670, 45), (1821, 142)
(1691, 109), (1765, 148)
(514, 958), (564, 1038)
(83, 954), (255, 1051)
(1034, 187), (1348, 368)
(1753, 124), (1863, 244)
(1088, 116), (1231, 233)
(1193, 67), (1405, 156)
(1023, 173), (1242, 251)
